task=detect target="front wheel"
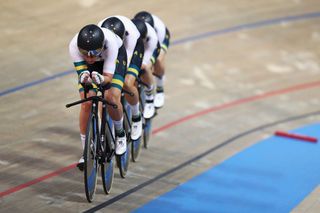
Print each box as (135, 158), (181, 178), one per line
(101, 156), (114, 194)
(84, 112), (99, 202)
(101, 114), (115, 195)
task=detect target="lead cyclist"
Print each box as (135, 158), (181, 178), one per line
(69, 24), (127, 170)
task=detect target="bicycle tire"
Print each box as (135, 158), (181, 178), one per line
(131, 137), (142, 162)
(101, 157), (114, 194)
(101, 114), (115, 194)
(143, 119), (152, 149)
(101, 113), (115, 194)
(116, 105), (131, 178)
(84, 112), (99, 202)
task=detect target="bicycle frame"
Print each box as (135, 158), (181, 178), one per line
(66, 84), (117, 202)
(66, 86), (117, 162)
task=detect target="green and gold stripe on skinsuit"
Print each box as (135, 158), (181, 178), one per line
(150, 56), (156, 65)
(127, 64), (140, 78)
(161, 44), (168, 52)
(74, 61), (88, 76)
(161, 31), (170, 52)
(111, 74), (124, 91)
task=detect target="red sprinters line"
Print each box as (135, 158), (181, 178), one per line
(1, 80), (320, 198)
(0, 163), (77, 198)
(275, 131), (318, 143)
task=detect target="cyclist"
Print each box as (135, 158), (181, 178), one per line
(131, 18), (159, 119)
(69, 24), (127, 169)
(134, 11), (171, 109)
(98, 15), (143, 139)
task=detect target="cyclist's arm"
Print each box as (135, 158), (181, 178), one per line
(143, 23), (158, 66)
(101, 28), (123, 83)
(119, 16), (140, 62)
(152, 14), (166, 43)
(69, 34), (88, 78)
(102, 73), (113, 84)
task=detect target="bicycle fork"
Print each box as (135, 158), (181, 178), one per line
(101, 101), (115, 163)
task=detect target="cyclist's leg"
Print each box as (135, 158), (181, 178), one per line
(77, 61), (102, 167)
(153, 51), (165, 108)
(153, 27), (170, 75)
(140, 62), (155, 119)
(105, 87), (123, 128)
(124, 38), (143, 109)
(124, 75), (138, 105)
(81, 61), (104, 143)
(124, 38), (144, 140)
(153, 28), (170, 108)
(107, 45), (127, 155)
(140, 64), (154, 90)
(78, 83), (98, 168)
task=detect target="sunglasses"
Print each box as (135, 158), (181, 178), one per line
(79, 47), (103, 57)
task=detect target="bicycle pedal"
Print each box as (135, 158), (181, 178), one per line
(106, 151), (115, 162)
(106, 155), (114, 162)
(98, 157), (104, 164)
(77, 162), (84, 171)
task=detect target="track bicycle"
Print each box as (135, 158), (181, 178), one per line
(66, 84), (130, 202)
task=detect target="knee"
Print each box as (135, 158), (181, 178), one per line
(124, 76), (135, 88)
(155, 60), (165, 73)
(81, 101), (92, 112)
(106, 89), (121, 104)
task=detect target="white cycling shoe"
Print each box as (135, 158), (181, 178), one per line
(131, 116), (142, 140)
(115, 133), (127, 155)
(143, 101), (155, 119)
(154, 92), (165, 108)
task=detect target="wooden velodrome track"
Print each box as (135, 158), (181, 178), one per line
(1, 0), (320, 212)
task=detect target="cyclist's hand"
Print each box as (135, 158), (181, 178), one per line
(79, 71), (92, 84)
(92, 71), (105, 85)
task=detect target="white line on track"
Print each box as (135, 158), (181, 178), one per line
(193, 66), (215, 89)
